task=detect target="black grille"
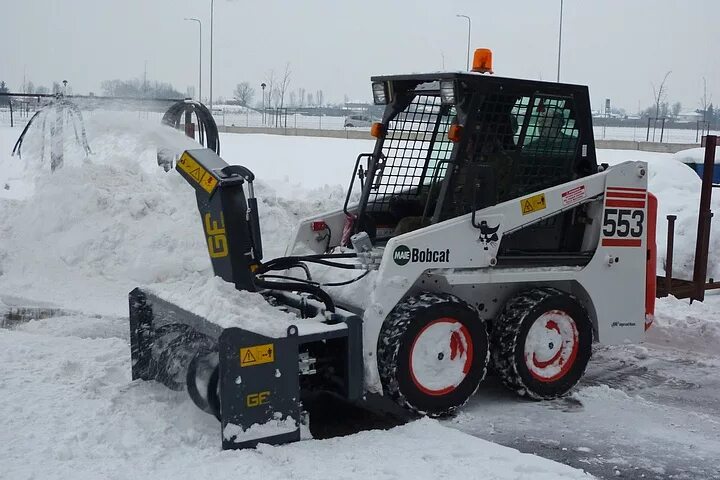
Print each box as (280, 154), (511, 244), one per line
(466, 93), (579, 204)
(513, 95), (579, 198)
(366, 94), (455, 215)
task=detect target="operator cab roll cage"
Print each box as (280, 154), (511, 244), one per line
(343, 72), (598, 260)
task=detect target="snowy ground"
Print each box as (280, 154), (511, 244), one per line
(1, 115), (719, 479)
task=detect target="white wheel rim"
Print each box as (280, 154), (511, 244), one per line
(524, 310), (578, 383)
(409, 318), (473, 396)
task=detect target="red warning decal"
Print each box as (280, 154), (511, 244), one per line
(561, 185), (587, 206)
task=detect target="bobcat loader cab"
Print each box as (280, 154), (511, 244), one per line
(287, 48), (656, 411)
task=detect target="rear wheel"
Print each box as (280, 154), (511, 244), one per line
(377, 292), (489, 416)
(492, 287), (593, 399)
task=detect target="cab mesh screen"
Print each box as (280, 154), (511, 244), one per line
(366, 94), (455, 213)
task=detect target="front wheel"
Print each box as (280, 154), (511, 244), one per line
(377, 293), (489, 416)
(492, 287), (593, 400)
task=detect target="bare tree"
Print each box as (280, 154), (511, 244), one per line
(233, 82), (255, 106)
(0, 81), (9, 107)
(276, 63), (292, 109)
(671, 101), (682, 119)
(316, 89), (324, 107)
(265, 70), (276, 108)
(298, 87), (306, 107)
(700, 76), (712, 122)
(652, 71), (671, 119)
(651, 71), (671, 140)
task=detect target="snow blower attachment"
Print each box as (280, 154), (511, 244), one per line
(129, 148), (364, 449)
(130, 48), (657, 450)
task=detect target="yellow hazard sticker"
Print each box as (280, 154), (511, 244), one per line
(240, 343), (275, 367)
(177, 152), (218, 194)
(520, 193), (547, 215)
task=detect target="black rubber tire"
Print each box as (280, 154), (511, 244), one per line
(377, 292), (489, 416)
(492, 287), (593, 400)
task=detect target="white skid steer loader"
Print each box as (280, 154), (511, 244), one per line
(129, 49), (657, 449)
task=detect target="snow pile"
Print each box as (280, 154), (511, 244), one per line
(147, 275), (345, 336)
(0, 117), (347, 316)
(648, 294), (720, 355)
(672, 146), (720, 165)
(598, 149), (720, 279)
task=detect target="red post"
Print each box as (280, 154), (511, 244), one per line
(645, 193), (657, 327)
(184, 108), (195, 139)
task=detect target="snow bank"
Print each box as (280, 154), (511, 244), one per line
(648, 294), (720, 356)
(598, 149), (720, 280)
(0, 117), (347, 315)
(0, 324), (592, 480)
(672, 146), (720, 165)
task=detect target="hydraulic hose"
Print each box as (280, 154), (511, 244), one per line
(256, 253), (358, 275)
(162, 100), (220, 155)
(254, 276), (336, 313)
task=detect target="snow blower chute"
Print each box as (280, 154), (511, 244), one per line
(131, 48), (656, 451)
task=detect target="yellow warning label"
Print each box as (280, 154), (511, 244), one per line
(240, 343), (275, 367)
(177, 152), (218, 194)
(520, 193), (547, 215)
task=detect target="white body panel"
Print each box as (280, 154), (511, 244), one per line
(288, 161), (650, 393)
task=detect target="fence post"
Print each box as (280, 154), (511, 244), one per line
(664, 214), (676, 296)
(660, 117), (666, 143)
(692, 135), (718, 301)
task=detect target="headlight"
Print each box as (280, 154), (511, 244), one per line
(372, 82), (388, 105)
(440, 80), (456, 105)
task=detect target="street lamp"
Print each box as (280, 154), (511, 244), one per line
(557, 0), (564, 82)
(184, 17), (202, 102)
(209, 0), (214, 111)
(261, 82), (266, 125)
(456, 14), (471, 71)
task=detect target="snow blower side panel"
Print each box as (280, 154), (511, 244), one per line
(129, 288), (302, 449)
(219, 327), (301, 449)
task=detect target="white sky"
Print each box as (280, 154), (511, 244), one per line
(2, 0), (719, 113)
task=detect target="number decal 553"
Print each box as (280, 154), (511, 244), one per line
(602, 208), (644, 238)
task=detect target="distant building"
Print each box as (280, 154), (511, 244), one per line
(676, 111), (704, 123)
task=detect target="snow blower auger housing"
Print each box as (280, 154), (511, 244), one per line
(130, 52), (657, 450)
